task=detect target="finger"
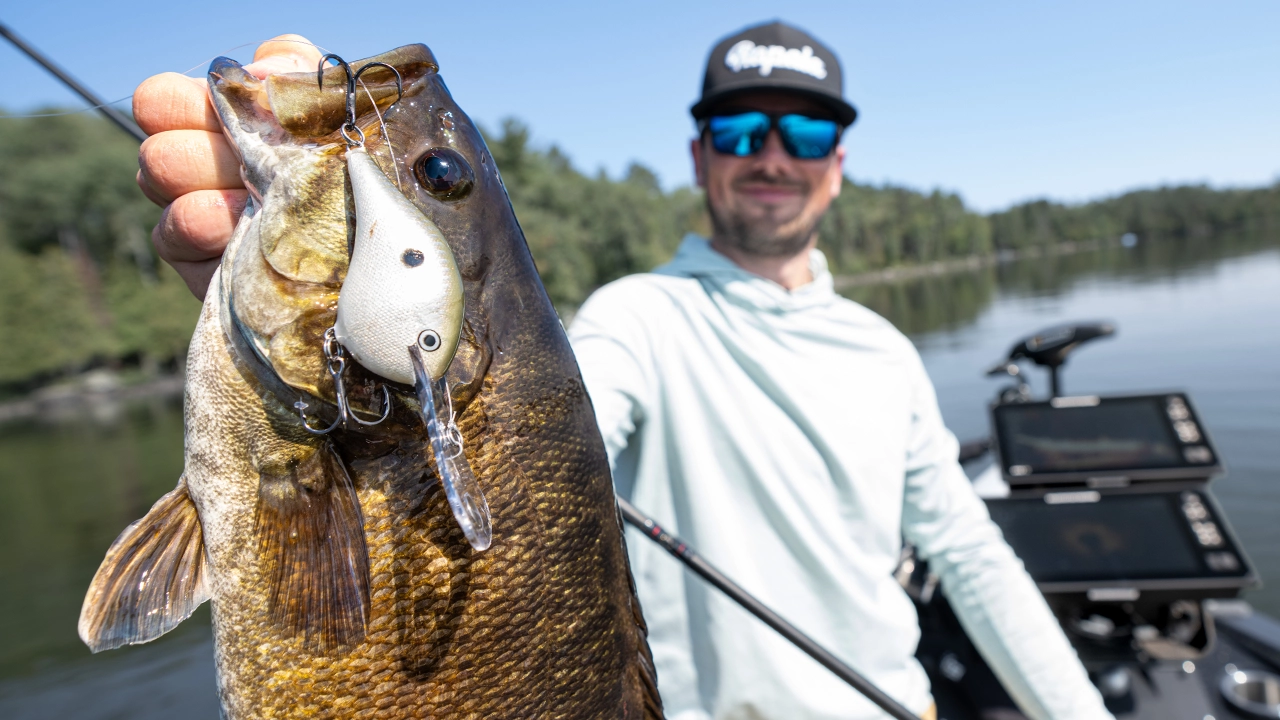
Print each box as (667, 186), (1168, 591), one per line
(153, 189), (248, 264)
(245, 34), (323, 79)
(169, 258), (223, 300)
(133, 72), (219, 135)
(132, 34), (321, 138)
(136, 169), (168, 207)
(138, 130), (242, 205)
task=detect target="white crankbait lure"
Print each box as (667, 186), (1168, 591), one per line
(321, 54), (491, 551)
(334, 145), (463, 384)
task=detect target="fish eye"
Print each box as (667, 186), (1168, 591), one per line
(413, 147), (473, 200)
(418, 329), (442, 352)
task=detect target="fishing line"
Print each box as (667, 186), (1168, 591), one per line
(0, 37), (332, 123)
(360, 79), (403, 191)
(1, 104), (135, 119)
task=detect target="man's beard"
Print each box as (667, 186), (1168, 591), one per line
(707, 176), (824, 258)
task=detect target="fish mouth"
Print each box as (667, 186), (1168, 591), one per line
(222, 284), (398, 436)
(409, 345), (492, 552)
(213, 44), (492, 552)
(227, 285), (492, 552)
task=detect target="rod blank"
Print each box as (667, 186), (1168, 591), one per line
(0, 22), (147, 143)
(617, 496), (920, 720)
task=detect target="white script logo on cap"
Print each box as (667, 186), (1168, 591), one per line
(724, 40), (828, 80)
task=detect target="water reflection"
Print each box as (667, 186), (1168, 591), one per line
(843, 266), (998, 336)
(840, 231), (1280, 337)
(0, 398), (219, 718)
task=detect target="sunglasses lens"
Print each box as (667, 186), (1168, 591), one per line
(708, 112), (770, 156)
(778, 115), (839, 159)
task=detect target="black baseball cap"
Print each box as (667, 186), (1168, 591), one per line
(691, 21), (857, 126)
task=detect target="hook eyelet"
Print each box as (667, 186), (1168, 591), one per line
(296, 327), (393, 434)
(317, 54), (404, 148)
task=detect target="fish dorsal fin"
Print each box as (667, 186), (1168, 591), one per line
(255, 442), (370, 651)
(78, 478), (210, 653)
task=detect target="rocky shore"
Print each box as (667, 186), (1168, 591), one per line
(0, 369), (184, 425)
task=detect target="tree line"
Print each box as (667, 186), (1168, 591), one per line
(0, 112), (195, 391)
(0, 111), (1276, 391)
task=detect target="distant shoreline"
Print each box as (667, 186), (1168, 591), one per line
(0, 238), (1119, 423)
(0, 371), (183, 425)
(832, 238), (1110, 290)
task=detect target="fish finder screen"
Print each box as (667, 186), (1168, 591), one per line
(987, 494), (1214, 583)
(995, 397), (1183, 476)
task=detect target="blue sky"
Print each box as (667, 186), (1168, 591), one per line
(2, 1), (1277, 211)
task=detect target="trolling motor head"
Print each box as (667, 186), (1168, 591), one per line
(987, 322), (1116, 399)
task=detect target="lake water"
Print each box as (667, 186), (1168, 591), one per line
(845, 234), (1280, 620)
(1, 235), (1277, 718)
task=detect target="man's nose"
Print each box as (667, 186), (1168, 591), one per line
(753, 129), (792, 171)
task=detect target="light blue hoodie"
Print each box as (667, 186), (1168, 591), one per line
(568, 235), (1111, 720)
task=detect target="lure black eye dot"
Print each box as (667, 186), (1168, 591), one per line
(403, 249), (425, 267)
(418, 329), (442, 352)
(413, 147), (474, 200)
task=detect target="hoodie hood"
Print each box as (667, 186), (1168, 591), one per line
(653, 234), (837, 313)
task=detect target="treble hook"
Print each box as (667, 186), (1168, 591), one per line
(296, 327), (392, 434)
(317, 54), (405, 147)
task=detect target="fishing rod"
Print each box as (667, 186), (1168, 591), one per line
(0, 21), (147, 143)
(22, 35), (920, 718)
(618, 497), (921, 720)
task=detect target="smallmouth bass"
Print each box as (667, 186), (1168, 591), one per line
(78, 43), (662, 719)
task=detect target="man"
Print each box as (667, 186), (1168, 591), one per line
(565, 23), (1111, 720)
(136, 24), (1112, 720)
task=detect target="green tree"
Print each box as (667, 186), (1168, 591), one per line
(0, 111), (198, 387)
(1, 109), (1276, 390)
(482, 118), (706, 309)
(817, 180), (992, 273)
(0, 241), (111, 384)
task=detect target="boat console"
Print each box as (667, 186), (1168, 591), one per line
(992, 393), (1221, 486)
(987, 484), (1254, 599)
(911, 322), (1280, 720)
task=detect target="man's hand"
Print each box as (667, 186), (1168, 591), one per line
(134, 34), (322, 298)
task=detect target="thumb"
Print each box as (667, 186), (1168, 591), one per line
(244, 34), (323, 79)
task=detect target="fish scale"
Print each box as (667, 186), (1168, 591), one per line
(77, 43), (661, 719)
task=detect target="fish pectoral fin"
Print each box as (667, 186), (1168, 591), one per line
(78, 477), (210, 653)
(255, 442), (370, 651)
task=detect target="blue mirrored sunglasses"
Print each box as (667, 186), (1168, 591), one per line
(704, 112), (841, 160)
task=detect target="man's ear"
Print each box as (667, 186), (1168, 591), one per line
(829, 145), (846, 198)
(691, 136), (707, 189)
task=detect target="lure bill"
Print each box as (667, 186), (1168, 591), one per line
(409, 345), (491, 551)
(77, 43), (662, 719)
